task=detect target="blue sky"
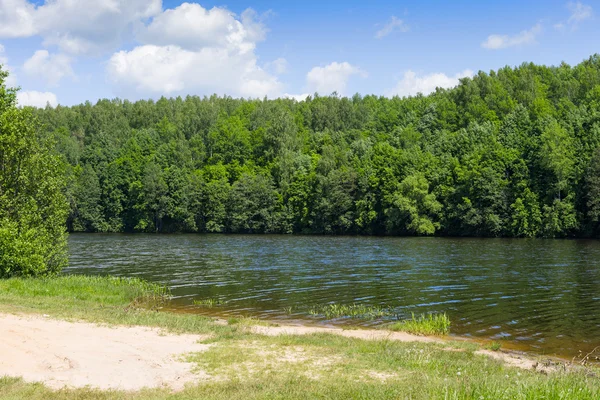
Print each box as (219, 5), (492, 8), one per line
(0, 0), (597, 106)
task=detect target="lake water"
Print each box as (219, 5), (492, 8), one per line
(67, 234), (600, 359)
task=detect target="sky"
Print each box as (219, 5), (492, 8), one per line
(0, 0), (598, 107)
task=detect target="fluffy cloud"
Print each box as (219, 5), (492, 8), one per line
(0, 0), (162, 55)
(482, 23), (542, 50)
(16, 90), (58, 107)
(306, 62), (366, 95)
(0, 44), (17, 87)
(138, 4), (265, 53)
(23, 50), (73, 86)
(375, 16), (409, 39)
(108, 45), (282, 98)
(108, 3), (283, 98)
(0, 0), (37, 38)
(387, 70), (473, 97)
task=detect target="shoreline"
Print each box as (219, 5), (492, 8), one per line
(1, 275), (599, 399)
(0, 311), (569, 392)
(162, 304), (591, 365)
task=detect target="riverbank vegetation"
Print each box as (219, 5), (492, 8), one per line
(389, 312), (451, 336)
(21, 55), (600, 238)
(0, 69), (69, 278)
(0, 276), (599, 399)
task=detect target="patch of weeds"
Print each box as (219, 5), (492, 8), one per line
(193, 298), (227, 308)
(307, 303), (395, 320)
(488, 341), (502, 351)
(388, 313), (450, 336)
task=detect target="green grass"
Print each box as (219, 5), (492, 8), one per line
(488, 341), (502, 351)
(307, 303), (394, 319)
(388, 313), (451, 336)
(0, 276), (599, 399)
(193, 298), (227, 307)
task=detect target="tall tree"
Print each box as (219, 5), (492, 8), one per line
(0, 68), (69, 277)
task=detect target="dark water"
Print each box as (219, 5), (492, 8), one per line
(67, 234), (600, 359)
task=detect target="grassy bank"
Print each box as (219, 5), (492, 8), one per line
(0, 276), (599, 399)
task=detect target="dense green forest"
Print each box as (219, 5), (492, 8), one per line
(31, 55), (600, 237)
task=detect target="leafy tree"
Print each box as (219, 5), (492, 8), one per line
(0, 68), (69, 277)
(539, 120), (574, 200)
(384, 174), (441, 235)
(585, 146), (600, 233)
(227, 173), (282, 233)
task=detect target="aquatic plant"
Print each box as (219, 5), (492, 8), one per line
(488, 341), (502, 351)
(193, 298), (227, 307)
(388, 313), (451, 336)
(307, 303), (395, 320)
(283, 306), (294, 314)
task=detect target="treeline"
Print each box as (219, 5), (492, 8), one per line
(34, 55), (600, 237)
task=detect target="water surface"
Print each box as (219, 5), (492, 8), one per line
(67, 234), (600, 359)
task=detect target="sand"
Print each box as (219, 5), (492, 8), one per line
(0, 313), (211, 391)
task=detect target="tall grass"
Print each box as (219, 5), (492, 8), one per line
(307, 303), (394, 320)
(388, 312), (451, 336)
(193, 298), (227, 307)
(0, 275), (171, 313)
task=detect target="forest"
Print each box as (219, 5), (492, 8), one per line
(31, 55), (600, 238)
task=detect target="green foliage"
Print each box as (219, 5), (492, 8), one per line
(307, 303), (395, 320)
(389, 313), (451, 336)
(488, 341), (502, 351)
(193, 298), (227, 307)
(25, 54), (600, 238)
(0, 68), (69, 277)
(385, 173), (441, 235)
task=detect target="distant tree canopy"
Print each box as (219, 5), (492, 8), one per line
(29, 55), (600, 238)
(0, 68), (68, 277)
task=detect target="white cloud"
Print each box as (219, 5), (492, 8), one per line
(0, 0), (162, 55)
(16, 90), (58, 107)
(139, 4), (265, 53)
(23, 50), (73, 86)
(283, 93), (310, 102)
(265, 58), (288, 74)
(481, 23), (542, 50)
(387, 69), (473, 97)
(306, 62), (366, 95)
(554, 2), (593, 31)
(0, 0), (37, 38)
(108, 4), (283, 99)
(375, 16), (409, 39)
(0, 44), (18, 87)
(108, 45), (282, 98)
(567, 1), (594, 29)
(568, 1), (593, 25)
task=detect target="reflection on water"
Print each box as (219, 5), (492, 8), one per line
(67, 234), (600, 359)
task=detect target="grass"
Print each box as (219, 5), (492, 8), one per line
(307, 303), (394, 320)
(0, 276), (599, 399)
(388, 313), (451, 336)
(488, 341), (503, 351)
(193, 298), (227, 307)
